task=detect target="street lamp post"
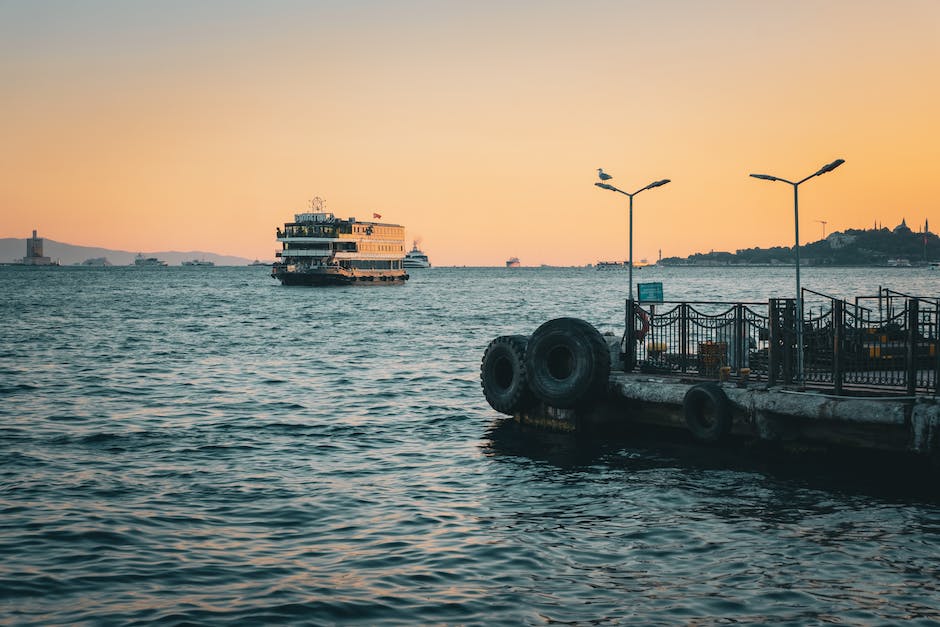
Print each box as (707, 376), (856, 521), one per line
(750, 158), (845, 384)
(594, 176), (671, 300)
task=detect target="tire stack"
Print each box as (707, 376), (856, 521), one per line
(480, 318), (611, 415)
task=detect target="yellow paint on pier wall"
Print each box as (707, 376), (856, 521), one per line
(1, 1), (938, 266)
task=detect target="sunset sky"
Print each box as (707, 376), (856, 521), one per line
(2, 1), (938, 266)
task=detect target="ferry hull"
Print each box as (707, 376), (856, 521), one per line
(273, 268), (409, 286)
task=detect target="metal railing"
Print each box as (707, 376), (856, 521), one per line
(623, 294), (939, 395)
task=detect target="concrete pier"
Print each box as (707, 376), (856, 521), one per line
(516, 371), (940, 458)
(482, 309), (940, 471)
(501, 333), (940, 463)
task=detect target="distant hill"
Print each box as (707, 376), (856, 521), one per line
(660, 222), (938, 267)
(0, 237), (257, 266)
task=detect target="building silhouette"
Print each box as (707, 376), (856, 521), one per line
(22, 229), (54, 265)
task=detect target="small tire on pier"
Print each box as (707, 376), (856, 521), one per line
(480, 335), (534, 415)
(683, 382), (732, 443)
(524, 318), (610, 409)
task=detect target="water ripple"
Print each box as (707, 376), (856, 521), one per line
(0, 266), (938, 625)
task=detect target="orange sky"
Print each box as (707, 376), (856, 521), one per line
(2, 1), (938, 265)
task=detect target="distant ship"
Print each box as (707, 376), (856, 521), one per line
(248, 260), (271, 266)
(271, 197), (409, 286)
(596, 260), (644, 270)
(80, 257), (111, 266)
(182, 259), (215, 267)
(505, 257), (520, 268)
(134, 253), (168, 267)
(403, 241), (431, 268)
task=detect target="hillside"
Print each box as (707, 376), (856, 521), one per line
(660, 222), (938, 267)
(0, 237), (257, 266)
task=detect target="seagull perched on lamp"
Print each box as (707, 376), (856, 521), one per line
(597, 168), (612, 181)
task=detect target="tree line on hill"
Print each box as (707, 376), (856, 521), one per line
(660, 221), (938, 266)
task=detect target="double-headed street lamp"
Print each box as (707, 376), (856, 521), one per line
(594, 174), (671, 300)
(750, 158), (845, 383)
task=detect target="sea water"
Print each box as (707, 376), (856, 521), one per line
(1, 265), (938, 625)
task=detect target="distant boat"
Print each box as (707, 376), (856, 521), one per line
(80, 257), (111, 266)
(403, 241), (431, 268)
(182, 259), (215, 267)
(506, 257), (520, 268)
(596, 260), (643, 270)
(886, 258), (912, 267)
(134, 253), (167, 267)
(248, 259), (271, 266)
(929, 262), (940, 270)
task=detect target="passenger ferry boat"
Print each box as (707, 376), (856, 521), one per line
(403, 241), (431, 268)
(271, 198), (409, 286)
(182, 259), (214, 267)
(505, 257), (520, 268)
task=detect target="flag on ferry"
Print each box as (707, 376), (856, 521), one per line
(373, 213), (382, 219)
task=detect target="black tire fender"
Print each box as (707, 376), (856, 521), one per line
(524, 318), (611, 409)
(480, 335), (534, 415)
(683, 382), (733, 442)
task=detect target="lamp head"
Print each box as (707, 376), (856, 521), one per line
(595, 182), (615, 190)
(750, 173), (778, 182)
(814, 158), (845, 176)
(639, 179), (670, 192)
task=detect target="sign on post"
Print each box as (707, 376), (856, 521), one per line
(637, 281), (664, 304)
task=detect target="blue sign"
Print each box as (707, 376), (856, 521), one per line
(637, 282), (664, 303)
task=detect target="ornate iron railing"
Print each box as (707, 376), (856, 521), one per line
(623, 294), (939, 395)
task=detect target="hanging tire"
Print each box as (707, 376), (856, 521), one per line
(524, 318), (610, 409)
(480, 335), (534, 415)
(683, 382), (732, 442)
